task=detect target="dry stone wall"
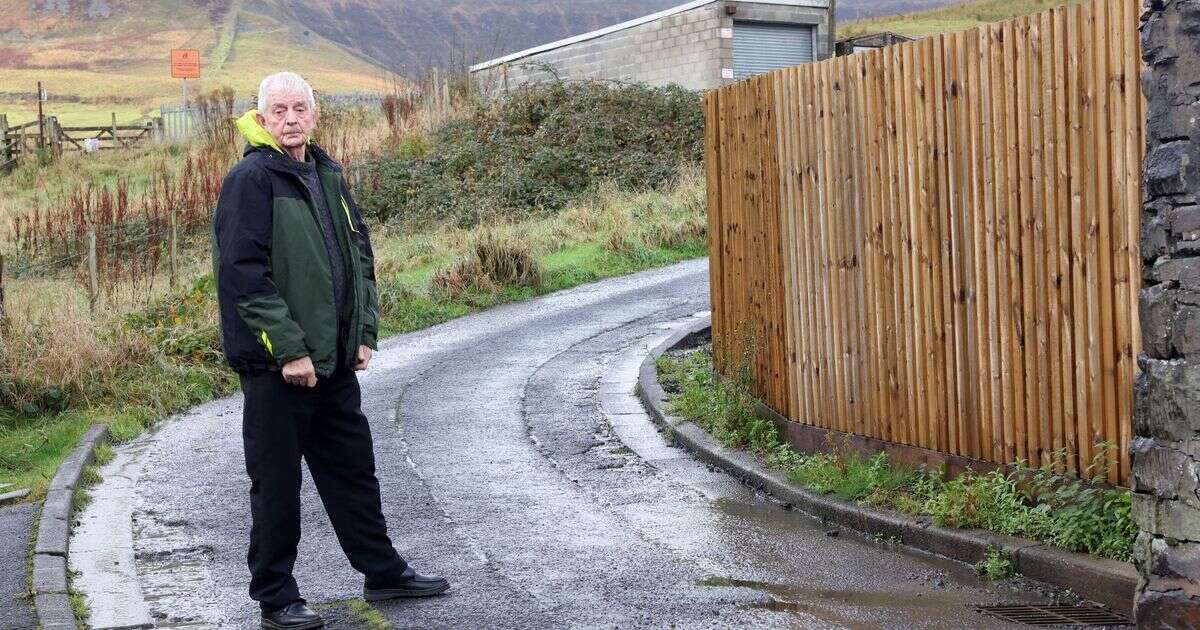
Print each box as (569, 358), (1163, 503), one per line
(1135, 0), (1200, 626)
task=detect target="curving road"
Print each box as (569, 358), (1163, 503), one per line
(72, 260), (1053, 629)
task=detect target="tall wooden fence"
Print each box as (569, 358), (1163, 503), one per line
(705, 0), (1144, 485)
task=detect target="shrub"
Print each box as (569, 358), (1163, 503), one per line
(354, 81), (705, 225)
(430, 230), (541, 298)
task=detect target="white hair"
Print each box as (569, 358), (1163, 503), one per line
(257, 72), (317, 112)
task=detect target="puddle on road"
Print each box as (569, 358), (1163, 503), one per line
(698, 573), (1017, 629)
(706, 497), (999, 591)
(700, 575), (970, 609)
(744, 598), (815, 614)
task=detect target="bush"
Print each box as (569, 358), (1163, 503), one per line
(430, 230), (541, 298)
(354, 81), (705, 225)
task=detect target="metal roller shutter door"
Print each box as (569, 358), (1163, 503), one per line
(733, 22), (816, 79)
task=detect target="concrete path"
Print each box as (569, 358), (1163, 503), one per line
(72, 260), (1056, 628)
(0, 503), (37, 629)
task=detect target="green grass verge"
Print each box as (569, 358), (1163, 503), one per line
(1, 228), (706, 501)
(0, 361), (237, 498)
(656, 345), (1137, 563)
(379, 240), (706, 338)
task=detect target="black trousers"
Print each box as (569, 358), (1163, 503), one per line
(240, 366), (408, 613)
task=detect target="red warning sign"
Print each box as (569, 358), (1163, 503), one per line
(171, 49), (201, 79)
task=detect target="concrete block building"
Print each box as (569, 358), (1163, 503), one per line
(470, 0), (833, 92)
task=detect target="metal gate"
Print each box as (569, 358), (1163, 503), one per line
(733, 22), (816, 80)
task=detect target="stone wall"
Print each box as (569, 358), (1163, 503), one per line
(1135, 0), (1200, 626)
(472, 1), (830, 93)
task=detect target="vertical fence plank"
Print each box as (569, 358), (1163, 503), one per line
(1108, 0), (1133, 484)
(933, 34), (958, 454)
(863, 51), (888, 441)
(1053, 5), (1079, 473)
(896, 42), (920, 446)
(798, 64), (826, 426)
(1040, 7), (1064, 468)
(966, 26), (992, 460)
(1081, 0), (1105, 477)
(1027, 15), (1051, 468)
(846, 55), (870, 438)
(704, 92), (724, 371)
(1121, 0), (1143, 483)
(1092, 0), (1119, 484)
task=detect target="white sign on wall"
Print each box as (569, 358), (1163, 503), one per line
(721, 68), (735, 79)
(720, 27), (734, 39)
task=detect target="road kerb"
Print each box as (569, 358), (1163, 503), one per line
(632, 316), (1137, 617)
(32, 424), (109, 630)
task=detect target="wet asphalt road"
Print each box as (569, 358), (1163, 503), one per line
(0, 504), (37, 629)
(107, 260), (1051, 628)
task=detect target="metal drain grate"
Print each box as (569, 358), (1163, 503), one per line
(974, 604), (1131, 627)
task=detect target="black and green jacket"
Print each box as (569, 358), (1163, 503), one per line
(213, 111), (378, 377)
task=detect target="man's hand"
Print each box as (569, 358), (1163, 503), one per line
(282, 356), (318, 388)
(355, 346), (373, 371)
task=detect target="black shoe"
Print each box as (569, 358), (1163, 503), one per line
(364, 568), (451, 601)
(262, 601), (324, 630)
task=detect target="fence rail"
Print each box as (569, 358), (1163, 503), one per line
(0, 113), (161, 169)
(704, 0), (1143, 485)
(159, 92), (386, 142)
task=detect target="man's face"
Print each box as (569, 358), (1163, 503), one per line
(257, 88), (317, 150)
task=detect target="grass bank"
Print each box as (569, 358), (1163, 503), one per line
(1, 80), (706, 501)
(656, 344), (1137, 565)
(0, 170), (706, 498)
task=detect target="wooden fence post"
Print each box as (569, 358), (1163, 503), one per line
(0, 114), (8, 167)
(168, 205), (178, 289)
(0, 253), (7, 327)
(86, 229), (98, 313)
(111, 112), (119, 149)
(36, 81), (45, 149)
(48, 116), (62, 159)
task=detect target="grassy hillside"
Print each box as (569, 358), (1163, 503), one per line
(839, 0), (1085, 39)
(0, 0), (392, 126)
(0, 0), (695, 126)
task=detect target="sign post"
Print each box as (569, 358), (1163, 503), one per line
(170, 49), (201, 106)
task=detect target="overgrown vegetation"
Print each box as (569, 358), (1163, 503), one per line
(656, 346), (1137, 563)
(975, 548), (1016, 581)
(354, 81), (704, 224)
(0, 79), (709, 499)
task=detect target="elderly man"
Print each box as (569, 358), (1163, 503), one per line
(213, 72), (449, 629)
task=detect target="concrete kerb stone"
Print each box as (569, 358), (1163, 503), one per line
(33, 553), (67, 594)
(35, 593), (77, 630)
(633, 315), (1138, 616)
(33, 424), (109, 630)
